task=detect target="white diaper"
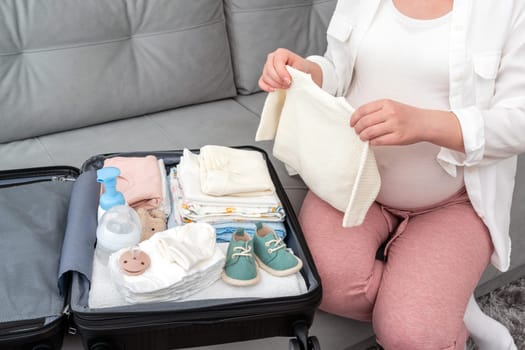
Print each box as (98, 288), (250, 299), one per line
(108, 222), (225, 303)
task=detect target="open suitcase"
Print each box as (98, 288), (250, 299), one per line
(0, 146), (322, 350)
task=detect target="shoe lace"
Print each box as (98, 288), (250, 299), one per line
(232, 244), (253, 258)
(264, 236), (286, 254)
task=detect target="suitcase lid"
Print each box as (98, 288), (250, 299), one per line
(0, 166), (79, 346)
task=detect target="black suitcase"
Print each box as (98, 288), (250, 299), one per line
(0, 146), (322, 350)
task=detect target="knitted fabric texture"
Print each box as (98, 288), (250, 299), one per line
(256, 66), (381, 227)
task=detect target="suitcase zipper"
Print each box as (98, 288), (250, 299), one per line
(0, 166), (79, 187)
(52, 175), (77, 182)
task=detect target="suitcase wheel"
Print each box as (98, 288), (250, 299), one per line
(31, 345), (53, 350)
(289, 335), (321, 350)
(289, 338), (302, 350)
(89, 341), (112, 350)
(307, 336), (321, 350)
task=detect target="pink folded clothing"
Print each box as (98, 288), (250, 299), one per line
(103, 155), (162, 210)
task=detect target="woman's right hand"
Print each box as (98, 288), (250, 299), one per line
(258, 48), (321, 92)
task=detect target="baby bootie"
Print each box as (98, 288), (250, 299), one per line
(221, 228), (260, 286)
(253, 222), (302, 276)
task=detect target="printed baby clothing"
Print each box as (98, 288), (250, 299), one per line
(103, 155), (163, 210)
(198, 145), (275, 197)
(256, 66), (381, 227)
(170, 169), (285, 223)
(212, 221), (286, 243)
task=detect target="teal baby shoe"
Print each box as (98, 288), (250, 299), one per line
(221, 228), (260, 286)
(253, 222), (303, 277)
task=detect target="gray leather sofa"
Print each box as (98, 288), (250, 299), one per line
(1, 1), (524, 349)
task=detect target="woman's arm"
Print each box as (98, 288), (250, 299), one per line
(350, 100), (465, 152)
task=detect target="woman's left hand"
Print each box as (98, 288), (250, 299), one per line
(350, 99), (465, 152)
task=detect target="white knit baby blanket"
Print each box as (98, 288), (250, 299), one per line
(255, 66), (381, 227)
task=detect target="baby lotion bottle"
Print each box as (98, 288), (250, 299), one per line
(96, 167), (125, 222)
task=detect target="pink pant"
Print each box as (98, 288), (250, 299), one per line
(299, 189), (493, 350)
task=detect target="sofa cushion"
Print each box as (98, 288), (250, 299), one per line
(0, 0), (236, 143)
(0, 98), (307, 212)
(225, 0), (336, 95)
(235, 92), (269, 116)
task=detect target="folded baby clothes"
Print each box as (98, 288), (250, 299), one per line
(179, 149), (280, 207)
(198, 145), (275, 197)
(103, 155), (163, 210)
(171, 151), (286, 223)
(212, 221), (286, 243)
(108, 222), (225, 303)
(170, 170), (285, 223)
(256, 66), (381, 227)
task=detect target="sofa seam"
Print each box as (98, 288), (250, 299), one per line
(232, 97), (261, 119)
(145, 114), (174, 146)
(0, 18), (224, 57)
(34, 137), (56, 165)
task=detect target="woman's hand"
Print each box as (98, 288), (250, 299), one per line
(350, 99), (465, 152)
(258, 48), (322, 92)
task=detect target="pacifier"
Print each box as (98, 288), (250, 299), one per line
(119, 246), (151, 276)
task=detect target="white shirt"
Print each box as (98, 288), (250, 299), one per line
(308, 0), (525, 272)
(347, 0), (464, 209)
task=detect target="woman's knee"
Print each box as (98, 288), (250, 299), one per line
(374, 307), (465, 350)
(318, 259), (383, 321)
(375, 321), (462, 350)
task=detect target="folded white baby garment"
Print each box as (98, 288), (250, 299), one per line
(155, 223), (216, 271)
(198, 145), (275, 197)
(178, 149), (281, 208)
(256, 66), (381, 227)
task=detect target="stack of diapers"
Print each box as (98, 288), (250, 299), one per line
(256, 66), (381, 227)
(107, 222), (225, 303)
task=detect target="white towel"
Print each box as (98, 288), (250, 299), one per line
(256, 66), (381, 227)
(198, 145), (275, 197)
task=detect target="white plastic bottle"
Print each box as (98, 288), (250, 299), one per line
(95, 205), (142, 265)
